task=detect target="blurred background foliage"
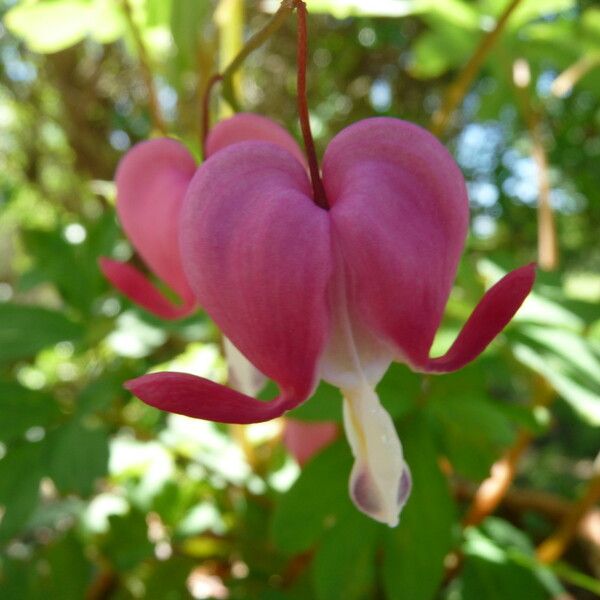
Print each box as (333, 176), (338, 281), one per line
(0, 0), (599, 598)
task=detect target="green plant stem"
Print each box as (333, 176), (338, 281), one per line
(430, 0), (524, 137)
(120, 0), (166, 135)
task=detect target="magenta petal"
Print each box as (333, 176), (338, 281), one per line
(99, 258), (196, 320)
(126, 372), (300, 424)
(206, 113), (307, 167)
(181, 142), (332, 402)
(427, 263), (536, 373)
(323, 118), (469, 367)
(115, 138), (197, 305)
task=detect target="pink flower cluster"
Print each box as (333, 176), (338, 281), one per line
(101, 112), (534, 526)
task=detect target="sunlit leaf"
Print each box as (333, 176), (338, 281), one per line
(312, 510), (380, 600)
(5, 0), (94, 54)
(0, 381), (60, 443)
(0, 303), (83, 363)
(382, 411), (456, 600)
(271, 441), (353, 554)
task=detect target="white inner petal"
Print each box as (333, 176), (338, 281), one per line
(342, 382), (411, 527)
(223, 337), (267, 396)
(320, 240), (411, 526)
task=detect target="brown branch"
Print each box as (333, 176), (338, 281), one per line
(430, 0), (524, 137)
(537, 473), (600, 564)
(551, 54), (600, 98)
(120, 0), (167, 135)
(463, 430), (532, 527)
(512, 58), (558, 271)
(444, 379), (555, 583)
(86, 562), (118, 600)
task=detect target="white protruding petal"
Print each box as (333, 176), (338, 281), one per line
(342, 382), (411, 527)
(223, 337), (267, 396)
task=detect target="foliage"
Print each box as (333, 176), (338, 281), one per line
(0, 0), (599, 598)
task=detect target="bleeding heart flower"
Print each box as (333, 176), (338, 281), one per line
(126, 115), (535, 526)
(283, 419), (339, 466)
(99, 113), (306, 321)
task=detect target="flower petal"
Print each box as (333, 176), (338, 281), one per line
(283, 419), (338, 466)
(206, 113), (306, 167)
(115, 138), (197, 305)
(181, 142), (332, 402)
(323, 118), (469, 368)
(427, 263), (536, 372)
(99, 258), (196, 320)
(342, 382), (411, 527)
(126, 372), (300, 424)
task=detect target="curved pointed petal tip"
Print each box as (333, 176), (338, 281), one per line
(427, 263), (536, 373)
(125, 372), (305, 425)
(99, 257), (196, 320)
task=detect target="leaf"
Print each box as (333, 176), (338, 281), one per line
(282, 381), (343, 422)
(0, 441), (44, 540)
(0, 381), (60, 443)
(22, 216), (118, 315)
(0, 303), (83, 364)
(47, 419), (109, 496)
(34, 533), (92, 600)
(4, 0), (94, 54)
(512, 340), (600, 425)
(312, 510), (380, 600)
(382, 411), (456, 600)
(169, 0), (212, 75)
(377, 363), (422, 420)
(271, 441), (354, 554)
(99, 509), (154, 571)
(142, 557), (197, 600)
(428, 394), (516, 480)
(461, 518), (565, 600)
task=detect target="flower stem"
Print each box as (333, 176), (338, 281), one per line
(120, 0), (166, 135)
(430, 0), (524, 137)
(200, 1), (296, 153)
(295, 1), (328, 209)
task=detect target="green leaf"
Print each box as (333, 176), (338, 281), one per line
(511, 337), (600, 425)
(0, 441), (44, 540)
(286, 381), (343, 422)
(383, 411), (456, 600)
(142, 557), (197, 600)
(271, 441), (353, 554)
(428, 395), (516, 480)
(47, 419), (109, 496)
(22, 216), (117, 316)
(377, 363), (422, 420)
(99, 509), (154, 571)
(312, 510), (380, 600)
(0, 381), (60, 443)
(169, 0), (212, 77)
(461, 518), (565, 600)
(4, 0), (94, 54)
(0, 303), (83, 364)
(34, 533), (92, 600)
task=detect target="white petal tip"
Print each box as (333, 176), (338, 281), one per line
(350, 463), (412, 527)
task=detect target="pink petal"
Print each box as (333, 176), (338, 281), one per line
(180, 142), (332, 402)
(99, 258), (196, 320)
(115, 138), (197, 305)
(283, 419), (338, 466)
(426, 263), (536, 372)
(206, 113), (307, 167)
(126, 372), (301, 424)
(323, 118), (469, 368)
